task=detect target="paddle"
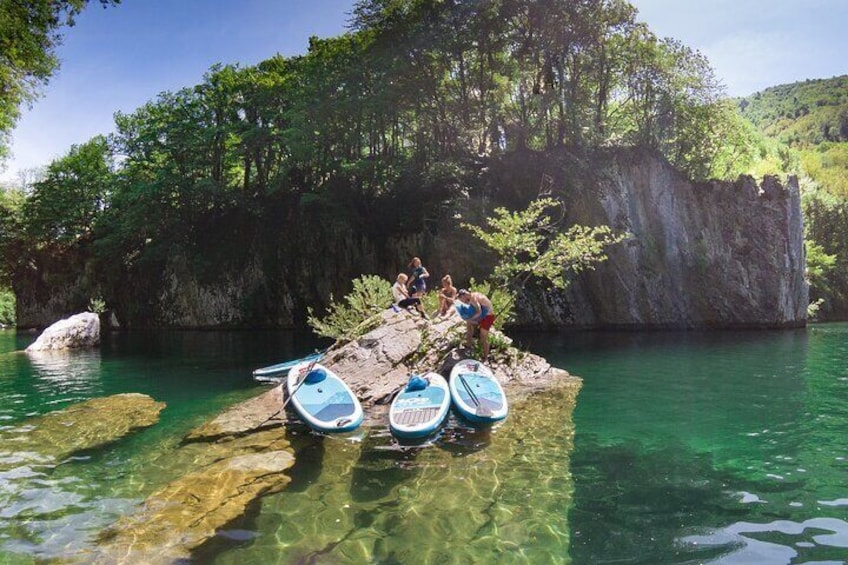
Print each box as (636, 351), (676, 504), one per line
(254, 353), (324, 427)
(458, 372), (493, 418)
(281, 353), (323, 411)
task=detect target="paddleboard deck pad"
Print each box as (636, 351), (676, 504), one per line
(286, 361), (363, 433)
(389, 372), (450, 439)
(449, 359), (508, 424)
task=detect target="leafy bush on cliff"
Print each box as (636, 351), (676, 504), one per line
(0, 288), (14, 326)
(463, 198), (626, 294)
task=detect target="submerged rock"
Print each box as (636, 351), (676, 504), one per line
(0, 393), (164, 469)
(184, 384), (285, 442)
(89, 429), (294, 564)
(25, 312), (100, 352)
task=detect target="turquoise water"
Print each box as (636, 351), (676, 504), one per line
(2, 325), (848, 563)
(520, 326), (848, 564)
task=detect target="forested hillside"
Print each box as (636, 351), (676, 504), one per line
(739, 75), (848, 146)
(0, 0), (796, 328)
(739, 75), (848, 319)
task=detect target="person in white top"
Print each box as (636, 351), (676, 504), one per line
(392, 273), (427, 318)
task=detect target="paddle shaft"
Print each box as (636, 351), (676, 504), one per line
(458, 373), (480, 407)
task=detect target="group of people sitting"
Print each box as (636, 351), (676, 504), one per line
(391, 257), (496, 361)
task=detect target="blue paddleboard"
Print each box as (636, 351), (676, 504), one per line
(286, 361), (363, 433)
(389, 372), (450, 439)
(253, 353), (322, 382)
(449, 359), (508, 424)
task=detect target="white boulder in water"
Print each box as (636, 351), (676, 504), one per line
(25, 312), (101, 352)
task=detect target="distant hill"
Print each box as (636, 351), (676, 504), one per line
(737, 75), (848, 147)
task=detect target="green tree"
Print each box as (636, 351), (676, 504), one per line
(22, 135), (114, 249)
(0, 287), (14, 325)
(0, 0), (119, 159)
(463, 197), (626, 293)
(0, 183), (24, 284)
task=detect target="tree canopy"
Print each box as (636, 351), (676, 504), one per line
(0, 0), (744, 325)
(0, 0), (119, 160)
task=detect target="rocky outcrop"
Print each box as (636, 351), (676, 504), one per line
(79, 309), (577, 563)
(186, 308), (578, 440)
(25, 312), (100, 351)
(515, 151), (808, 328)
(0, 393), (164, 470)
(176, 310), (580, 562)
(12, 149), (808, 330)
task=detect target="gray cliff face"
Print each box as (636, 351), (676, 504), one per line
(14, 149), (808, 330)
(514, 151), (807, 328)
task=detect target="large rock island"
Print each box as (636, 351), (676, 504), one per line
(187, 308), (575, 441)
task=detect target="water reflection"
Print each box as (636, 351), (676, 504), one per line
(681, 517), (848, 563)
(26, 349), (104, 401)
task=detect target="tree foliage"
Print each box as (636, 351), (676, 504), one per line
(22, 135), (114, 249)
(738, 75), (848, 147)
(0, 0), (119, 159)
(0, 184), (24, 285)
(2, 0), (737, 325)
(463, 197), (625, 292)
(0, 287), (14, 325)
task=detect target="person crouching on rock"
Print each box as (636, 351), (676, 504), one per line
(455, 288), (495, 361)
(392, 273), (428, 318)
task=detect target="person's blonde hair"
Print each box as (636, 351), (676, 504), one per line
(442, 274), (452, 285)
(396, 273), (408, 282)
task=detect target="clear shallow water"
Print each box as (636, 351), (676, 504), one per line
(1, 325), (848, 563)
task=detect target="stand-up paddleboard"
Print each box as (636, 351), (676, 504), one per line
(389, 372), (450, 440)
(449, 359), (508, 424)
(253, 353), (322, 382)
(286, 361), (363, 433)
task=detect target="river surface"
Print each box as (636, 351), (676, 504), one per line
(2, 325), (848, 563)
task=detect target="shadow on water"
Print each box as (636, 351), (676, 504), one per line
(349, 425), (427, 504)
(568, 437), (746, 564)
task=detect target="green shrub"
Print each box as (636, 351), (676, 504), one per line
(307, 274), (394, 340)
(0, 288), (15, 326)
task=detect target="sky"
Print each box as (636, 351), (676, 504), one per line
(2, 0), (846, 184)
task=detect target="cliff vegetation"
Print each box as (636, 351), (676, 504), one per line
(738, 75), (848, 319)
(0, 0), (809, 328)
